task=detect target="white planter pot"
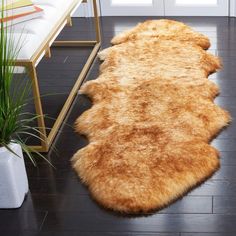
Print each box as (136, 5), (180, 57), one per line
(0, 143), (29, 208)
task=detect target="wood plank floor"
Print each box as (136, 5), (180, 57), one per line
(1, 16), (236, 235)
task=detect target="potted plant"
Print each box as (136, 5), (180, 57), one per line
(0, 0), (49, 208)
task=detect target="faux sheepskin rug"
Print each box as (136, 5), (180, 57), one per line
(72, 19), (231, 214)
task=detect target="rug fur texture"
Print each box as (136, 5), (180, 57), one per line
(72, 19), (231, 214)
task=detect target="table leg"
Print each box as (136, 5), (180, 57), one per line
(27, 63), (49, 152)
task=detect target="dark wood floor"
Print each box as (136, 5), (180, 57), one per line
(1, 16), (236, 235)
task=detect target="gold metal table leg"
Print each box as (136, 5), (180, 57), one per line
(27, 62), (49, 152)
(93, 0), (101, 43)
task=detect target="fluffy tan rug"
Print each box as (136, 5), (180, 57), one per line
(72, 19), (231, 214)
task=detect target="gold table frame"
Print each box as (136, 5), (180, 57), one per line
(15, 0), (101, 152)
